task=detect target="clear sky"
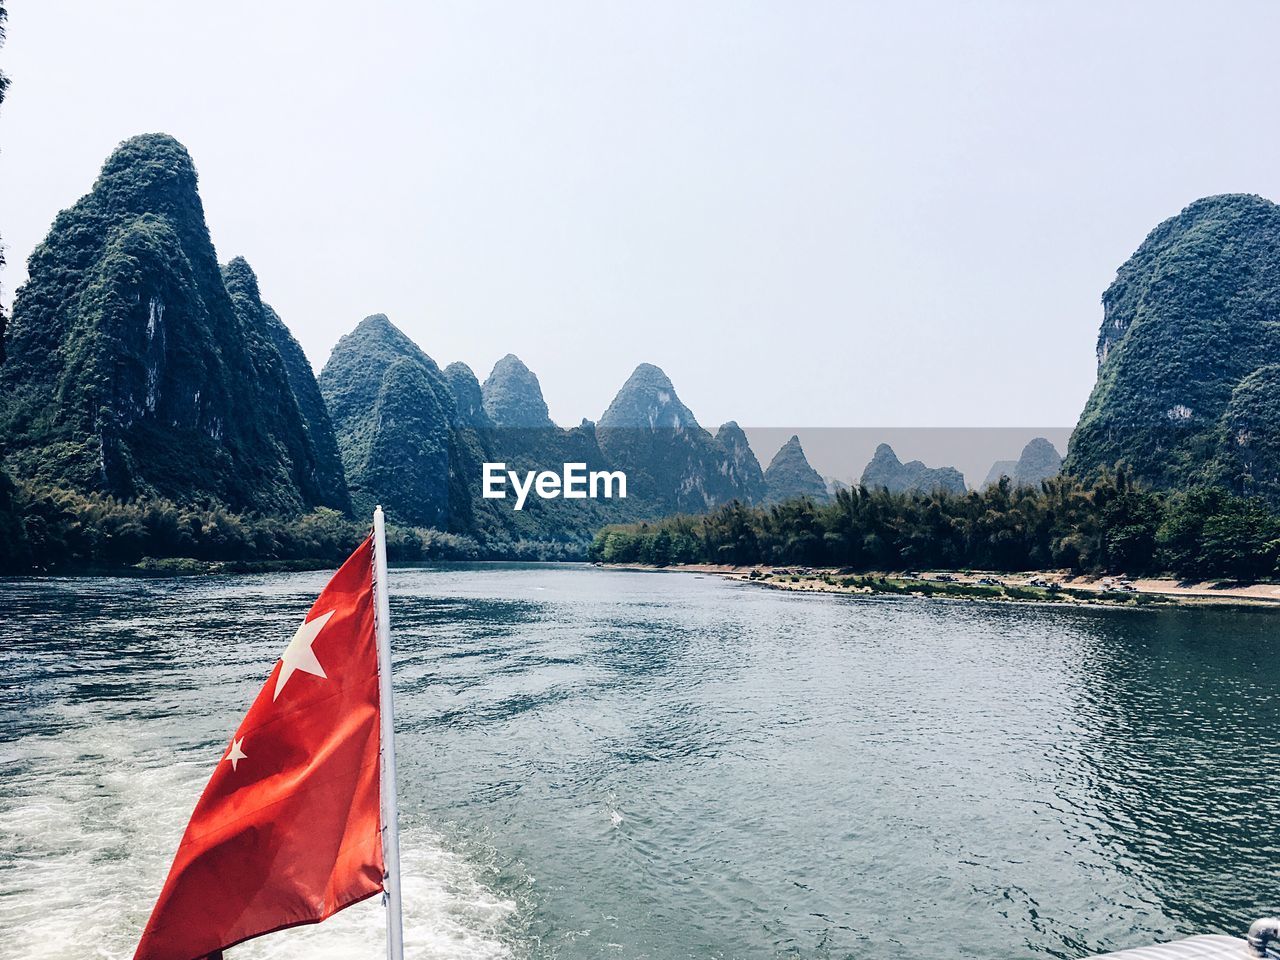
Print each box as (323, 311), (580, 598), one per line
(2, 1), (1278, 431)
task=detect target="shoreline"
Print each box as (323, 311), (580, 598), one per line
(612, 564), (1280, 609)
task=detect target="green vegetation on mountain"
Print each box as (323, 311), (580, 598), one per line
(0, 134), (347, 515)
(318, 314), (462, 527)
(0, 479), (587, 574)
(0, 467), (23, 567)
(474, 356), (633, 541)
(1067, 194), (1280, 495)
(220, 257), (350, 513)
(318, 320), (614, 548)
(444, 361), (493, 429)
(598, 194), (1280, 583)
(7, 132), (1280, 581)
(1215, 363), (1280, 502)
(762, 435), (829, 504)
(596, 363), (759, 512)
(860, 443), (966, 496)
(592, 471), (1280, 581)
(481, 353), (554, 429)
(714, 422), (766, 503)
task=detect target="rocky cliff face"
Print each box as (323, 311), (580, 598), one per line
(860, 444), (966, 496)
(1067, 194), (1280, 493)
(596, 363), (757, 512)
(0, 134), (346, 514)
(482, 354), (554, 429)
(763, 435), (830, 504)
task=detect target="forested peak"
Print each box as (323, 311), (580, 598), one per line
(90, 133), (203, 221)
(326, 313), (437, 372)
(1067, 191), (1280, 492)
(1019, 436), (1059, 459)
(623, 362), (674, 392)
(766, 436), (821, 479)
(1096, 192), (1280, 367)
(599, 363), (700, 431)
(219, 255), (271, 341)
(445, 361), (491, 429)
(14, 133), (218, 335)
(445, 360), (480, 387)
(222, 254), (258, 284)
(0, 134), (349, 514)
(220, 255), (262, 302)
(447, 360), (474, 375)
(1017, 438), (1062, 477)
(489, 353), (534, 377)
(1160, 192), (1276, 226)
(1115, 193), (1279, 271)
(1110, 193), (1280, 274)
(715, 421), (749, 444)
(762, 434), (828, 504)
(713, 421), (765, 500)
(352, 312), (399, 339)
(481, 353), (553, 428)
(984, 438), (1062, 490)
(870, 443), (901, 464)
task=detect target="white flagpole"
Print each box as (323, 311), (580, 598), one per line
(372, 506), (405, 960)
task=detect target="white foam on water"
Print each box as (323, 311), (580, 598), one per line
(604, 790), (624, 829)
(0, 717), (521, 960)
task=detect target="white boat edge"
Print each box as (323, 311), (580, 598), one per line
(1091, 935), (1247, 959)
(1089, 919), (1280, 959)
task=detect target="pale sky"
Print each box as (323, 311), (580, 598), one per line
(2, 1), (1278, 431)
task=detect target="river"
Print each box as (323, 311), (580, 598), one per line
(1, 564), (1277, 959)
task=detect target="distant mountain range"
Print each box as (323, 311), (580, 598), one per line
(4, 134), (1277, 559)
(860, 443), (967, 497)
(0, 134), (940, 548)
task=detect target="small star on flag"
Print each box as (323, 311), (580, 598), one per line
(225, 737), (246, 772)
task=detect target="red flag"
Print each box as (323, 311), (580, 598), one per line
(135, 537), (385, 960)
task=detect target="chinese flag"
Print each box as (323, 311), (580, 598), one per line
(135, 537), (386, 960)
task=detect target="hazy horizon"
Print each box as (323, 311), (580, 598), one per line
(3, 2), (1279, 431)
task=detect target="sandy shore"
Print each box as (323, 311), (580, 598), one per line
(611, 564), (1280, 608)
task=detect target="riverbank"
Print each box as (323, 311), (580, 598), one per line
(615, 564), (1280, 608)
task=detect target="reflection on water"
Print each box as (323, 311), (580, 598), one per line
(0, 565), (1277, 959)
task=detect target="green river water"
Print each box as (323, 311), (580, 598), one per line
(0, 564), (1276, 959)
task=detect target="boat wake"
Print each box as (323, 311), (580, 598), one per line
(0, 716), (522, 960)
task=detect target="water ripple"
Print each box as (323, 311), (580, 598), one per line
(1, 564), (1278, 958)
